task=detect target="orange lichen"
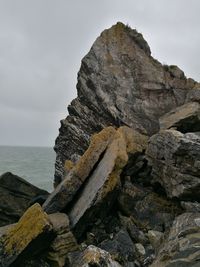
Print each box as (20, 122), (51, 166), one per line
(74, 126), (116, 180)
(3, 203), (52, 254)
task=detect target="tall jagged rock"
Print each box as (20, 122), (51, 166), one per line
(54, 22), (197, 184)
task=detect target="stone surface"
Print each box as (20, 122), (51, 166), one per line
(118, 180), (181, 232)
(100, 229), (135, 264)
(47, 213), (78, 267)
(146, 130), (200, 200)
(70, 245), (122, 267)
(159, 102), (200, 132)
(181, 201), (200, 212)
(43, 126), (117, 213)
(151, 213), (200, 267)
(0, 172), (49, 227)
(0, 203), (53, 267)
(54, 22), (197, 184)
(68, 127), (147, 238)
(147, 230), (163, 251)
(186, 85), (200, 103)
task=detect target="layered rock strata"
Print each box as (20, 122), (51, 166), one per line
(54, 22), (197, 185)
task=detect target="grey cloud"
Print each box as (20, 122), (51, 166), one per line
(0, 0), (199, 146)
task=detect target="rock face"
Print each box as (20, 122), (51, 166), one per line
(0, 172), (49, 227)
(151, 213), (200, 267)
(54, 22), (197, 184)
(146, 130), (200, 200)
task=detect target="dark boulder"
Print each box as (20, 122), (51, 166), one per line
(0, 172), (49, 227)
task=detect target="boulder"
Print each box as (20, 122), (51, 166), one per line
(146, 130), (200, 200)
(151, 213), (200, 267)
(70, 245), (122, 267)
(159, 102), (200, 132)
(68, 127), (147, 238)
(99, 229), (135, 264)
(54, 22), (197, 184)
(0, 172), (49, 227)
(0, 203), (53, 267)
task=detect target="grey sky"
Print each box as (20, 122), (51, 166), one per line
(0, 0), (199, 146)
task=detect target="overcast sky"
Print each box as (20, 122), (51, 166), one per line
(0, 0), (199, 147)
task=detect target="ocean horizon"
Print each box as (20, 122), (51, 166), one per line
(0, 145), (55, 192)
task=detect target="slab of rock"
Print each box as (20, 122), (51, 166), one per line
(0, 172), (49, 227)
(146, 130), (200, 200)
(54, 22), (198, 184)
(159, 102), (200, 132)
(68, 127), (147, 238)
(0, 203), (53, 267)
(70, 245), (122, 267)
(151, 213), (200, 267)
(43, 126), (117, 213)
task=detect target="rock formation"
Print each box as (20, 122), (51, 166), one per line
(54, 22), (196, 186)
(1, 22), (200, 267)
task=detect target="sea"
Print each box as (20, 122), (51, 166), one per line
(0, 146), (55, 192)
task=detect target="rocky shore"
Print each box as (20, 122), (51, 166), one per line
(0, 22), (200, 267)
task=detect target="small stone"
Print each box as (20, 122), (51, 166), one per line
(70, 245), (122, 266)
(147, 230), (163, 250)
(135, 243), (145, 256)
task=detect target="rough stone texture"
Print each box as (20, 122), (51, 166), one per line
(181, 201), (200, 212)
(47, 213), (78, 267)
(0, 224), (15, 239)
(186, 85), (200, 103)
(0, 172), (49, 227)
(54, 22), (197, 184)
(146, 130), (200, 200)
(159, 102), (200, 132)
(147, 230), (163, 251)
(43, 126), (117, 213)
(0, 203), (53, 267)
(118, 180), (181, 232)
(68, 127), (147, 238)
(150, 213), (200, 267)
(99, 229), (135, 264)
(70, 245), (122, 267)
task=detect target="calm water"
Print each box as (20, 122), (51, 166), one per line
(0, 146), (55, 192)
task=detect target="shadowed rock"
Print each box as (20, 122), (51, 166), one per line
(0, 204), (53, 267)
(159, 102), (200, 132)
(0, 172), (49, 227)
(44, 127), (147, 239)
